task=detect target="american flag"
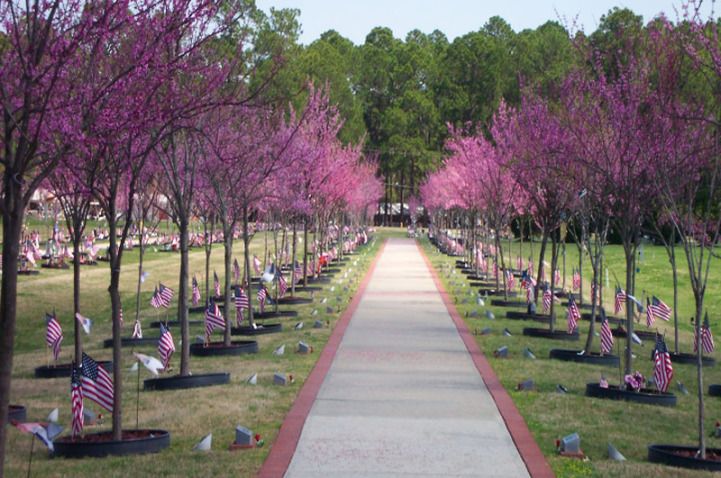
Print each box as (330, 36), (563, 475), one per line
(567, 296), (580, 334)
(158, 324), (175, 369)
(204, 302), (225, 340)
(71, 366), (84, 437)
(191, 275), (201, 306)
(233, 258), (241, 283)
(543, 287), (552, 313)
(521, 270), (536, 289)
(516, 256), (522, 270)
(649, 296), (671, 322)
(505, 270), (515, 291)
(278, 272), (288, 298)
(614, 287), (626, 315)
(528, 259), (534, 277)
(253, 255), (262, 275)
(213, 271), (221, 297)
(257, 286), (267, 313)
(554, 269), (561, 285)
(695, 314), (715, 354)
(525, 284), (534, 304)
(158, 283), (174, 307)
(493, 262), (498, 280)
(80, 353), (114, 412)
(600, 310), (614, 354)
(235, 288), (249, 325)
(293, 261), (303, 285)
(45, 312), (63, 362)
(572, 269), (581, 291)
(653, 335), (673, 393)
(645, 298), (655, 327)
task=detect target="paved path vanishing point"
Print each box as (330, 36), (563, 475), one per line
(263, 238), (552, 478)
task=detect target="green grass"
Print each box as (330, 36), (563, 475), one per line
(4, 226), (405, 477)
(420, 235), (721, 478)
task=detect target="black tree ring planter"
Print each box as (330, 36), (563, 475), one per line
(505, 311), (551, 323)
(490, 299), (528, 308)
(254, 310), (298, 319)
(611, 328), (658, 341)
(150, 320), (203, 328)
(189, 341), (258, 357)
(8, 404), (26, 422)
(561, 302), (593, 310)
(293, 286), (323, 292)
(585, 383), (677, 406)
(306, 277), (332, 284)
(469, 281), (497, 288)
(53, 429), (170, 458)
(188, 305), (206, 314)
(276, 297), (313, 305)
(669, 353), (715, 367)
(41, 263), (69, 270)
(549, 349), (620, 366)
(231, 323), (282, 335)
(35, 361), (113, 378)
(709, 384), (721, 396)
(103, 337), (159, 348)
(322, 268), (342, 274)
(581, 313), (625, 325)
(479, 290), (518, 297)
(144, 373), (230, 391)
(17, 270), (40, 275)
(523, 328), (579, 341)
(648, 445), (721, 471)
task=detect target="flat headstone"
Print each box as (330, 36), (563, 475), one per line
(47, 408), (59, 423)
(298, 341), (311, 354)
(311, 309), (318, 316)
(503, 328), (512, 337)
(468, 310), (479, 318)
(556, 384), (568, 394)
(494, 346), (508, 358)
(313, 320), (324, 329)
(246, 373), (257, 385)
(194, 433), (212, 451)
(235, 426), (253, 446)
(485, 310), (495, 320)
(517, 379), (535, 391)
(273, 344), (285, 356)
(294, 322), (304, 330)
(677, 381), (689, 395)
(523, 348), (536, 360)
(480, 327), (492, 335)
(608, 443), (626, 461)
(561, 433), (580, 454)
(274, 373), (287, 386)
(326, 307), (334, 314)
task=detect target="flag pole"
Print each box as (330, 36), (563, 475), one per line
(26, 433), (35, 478)
(136, 359), (140, 429)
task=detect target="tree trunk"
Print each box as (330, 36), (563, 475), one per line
(583, 252), (601, 352)
(623, 244), (635, 376)
(303, 218), (309, 287)
(223, 222), (233, 347)
(549, 236), (559, 332)
(135, 223), (145, 323)
(291, 222), (297, 296)
(534, 229), (549, 303)
(243, 207), (255, 327)
(671, 230), (679, 354)
(696, 299), (706, 458)
(178, 219), (191, 375)
(0, 186), (24, 475)
(73, 234), (83, 362)
(108, 217), (123, 441)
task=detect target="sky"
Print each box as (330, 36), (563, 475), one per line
(254, 0), (714, 45)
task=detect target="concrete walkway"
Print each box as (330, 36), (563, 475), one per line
(283, 238), (531, 477)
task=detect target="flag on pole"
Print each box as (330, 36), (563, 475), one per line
(695, 313), (715, 354)
(12, 421), (55, 451)
(80, 353), (114, 412)
(235, 288), (249, 325)
(572, 269), (581, 291)
(45, 312), (63, 362)
(71, 366), (84, 437)
(158, 324), (175, 369)
(516, 256), (522, 270)
(233, 258), (241, 283)
(653, 335), (673, 393)
(204, 302), (225, 340)
(132, 319), (143, 339)
(253, 255), (262, 275)
(158, 283), (174, 307)
(567, 296), (580, 334)
(278, 272), (288, 298)
(504, 270), (515, 291)
(649, 296), (672, 322)
(525, 284), (534, 304)
(554, 269), (561, 285)
(614, 287), (626, 315)
(191, 275), (201, 306)
(543, 286), (552, 313)
(646, 298), (655, 327)
(293, 261), (303, 285)
(213, 271), (221, 297)
(600, 309), (614, 354)
(257, 286), (267, 313)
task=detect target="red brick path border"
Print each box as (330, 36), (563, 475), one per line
(416, 242), (555, 478)
(257, 239), (388, 478)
